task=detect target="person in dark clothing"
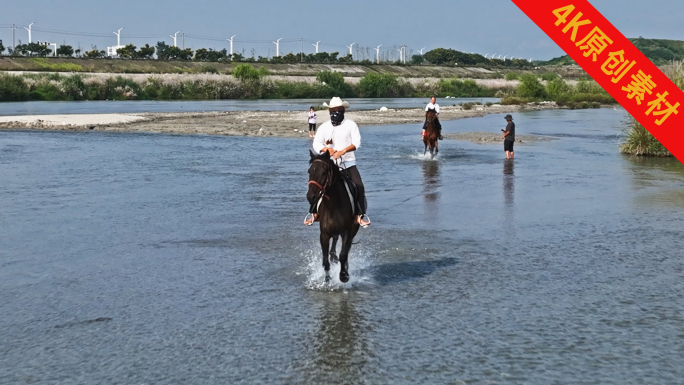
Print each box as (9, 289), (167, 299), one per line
(502, 114), (515, 159)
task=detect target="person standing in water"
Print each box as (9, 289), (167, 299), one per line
(502, 114), (515, 159)
(308, 106), (317, 138)
(422, 96), (443, 140)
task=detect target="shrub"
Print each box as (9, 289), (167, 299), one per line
(358, 73), (407, 98)
(620, 120), (671, 156)
(315, 70), (353, 97)
(540, 72), (559, 81)
(0, 74), (30, 101)
(505, 72), (519, 81)
(546, 78), (570, 99)
(461, 102), (475, 110)
(591, 102), (601, 109)
(233, 64), (262, 81)
(501, 96), (526, 105)
(517, 73), (546, 98)
(575, 79), (593, 93)
(437, 77), (494, 97)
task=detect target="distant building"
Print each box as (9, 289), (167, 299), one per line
(107, 45), (124, 58)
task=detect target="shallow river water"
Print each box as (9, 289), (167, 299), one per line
(0, 97), (499, 116)
(2, 108), (684, 384)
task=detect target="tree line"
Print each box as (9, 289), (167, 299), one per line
(0, 43), (532, 67)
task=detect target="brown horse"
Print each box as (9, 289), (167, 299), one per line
(423, 109), (439, 158)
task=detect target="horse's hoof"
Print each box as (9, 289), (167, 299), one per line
(330, 253), (339, 263)
(325, 274), (331, 283)
(339, 270), (349, 283)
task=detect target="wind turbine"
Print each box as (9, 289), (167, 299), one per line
(497, 54), (502, 59)
(374, 45), (382, 63)
(227, 35), (236, 55)
(113, 28), (124, 47)
(170, 31), (180, 47)
(24, 22), (36, 44)
(312, 40), (320, 53)
(346, 42), (355, 56)
(273, 38), (282, 57)
(484, 53), (489, 58)
(418, 47), (426, 55)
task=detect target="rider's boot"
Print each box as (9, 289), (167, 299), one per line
(357, 214), (371, 228)
(304, 213), (318, 226)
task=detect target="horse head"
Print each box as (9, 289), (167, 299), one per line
(307, 150), (335, 204)
(426, 108), (437, 122)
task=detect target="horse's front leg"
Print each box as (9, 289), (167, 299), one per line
(424, 141), (428, 155)
(338, 231), (354, 283)
(320, 232), (331, 281)
(329, 235), (339, 263)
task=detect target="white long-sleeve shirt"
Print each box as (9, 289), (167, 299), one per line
(425, 102), (440, 114)
(312, 119), (361, 169)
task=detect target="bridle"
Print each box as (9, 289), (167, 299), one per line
(426, 109), (437, 124)
(308, 159), (335, 199)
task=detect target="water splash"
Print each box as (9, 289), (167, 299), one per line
(299, 237), (374, 291)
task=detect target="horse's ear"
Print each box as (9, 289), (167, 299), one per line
(309, 150), (317, 163)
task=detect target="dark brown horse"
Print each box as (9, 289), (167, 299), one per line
(423, 109), (439, 158)
(307, 151), (359, 283)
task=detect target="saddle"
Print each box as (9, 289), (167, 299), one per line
(339, 170), (362, 216)
(315, 170), (361, 216)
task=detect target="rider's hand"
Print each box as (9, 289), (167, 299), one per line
(333, 150), (345, 159)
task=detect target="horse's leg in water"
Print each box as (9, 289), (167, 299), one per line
(424, 141), (428, 156)
(338, 231), (354, 283)
(329, 235), (339, 263)
(320, 233), (331, 281)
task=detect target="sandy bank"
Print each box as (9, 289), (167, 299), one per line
(0, 114), (146, 128)
(443, 132), (556, 144)
(0, 103), (559, 137)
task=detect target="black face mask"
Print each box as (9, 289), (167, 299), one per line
(330, 110), (345, 126)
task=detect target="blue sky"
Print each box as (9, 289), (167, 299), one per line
(2, 0), (683, 60)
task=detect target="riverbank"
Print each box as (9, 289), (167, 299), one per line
(0, 102), (559, 137)
(0, 57), (588, 79)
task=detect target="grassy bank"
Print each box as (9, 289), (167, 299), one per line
(499, 73), (615, 108)
(0, 70), (510, 102)
(0, 56), (590, 79)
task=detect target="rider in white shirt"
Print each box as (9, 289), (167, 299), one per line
(422, 96), (443, 140)
(305, 97), (370, 228)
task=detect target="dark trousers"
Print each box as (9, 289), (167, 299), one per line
(309, 123), (316, 131)
(343, 166), (367, 215)
(422, 117), (442, 133)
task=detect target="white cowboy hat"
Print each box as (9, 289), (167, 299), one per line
(322, 97), (350, 109)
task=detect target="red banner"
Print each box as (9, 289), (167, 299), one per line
(512, 0), (684, 162)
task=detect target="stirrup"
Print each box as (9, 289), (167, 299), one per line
(304, 213), (315, 226)
(359, 214), (371, 228)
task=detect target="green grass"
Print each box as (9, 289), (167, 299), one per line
(29, 58), (85, 72)
(620, 120), (671, 156)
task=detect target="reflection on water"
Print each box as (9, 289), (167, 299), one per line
(503, 160), (515, 208)
(625, 155), (684, 208)
(312, 295), (368, 382)
(503, 159), (515, 223)
(421, 160), (441, 211)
